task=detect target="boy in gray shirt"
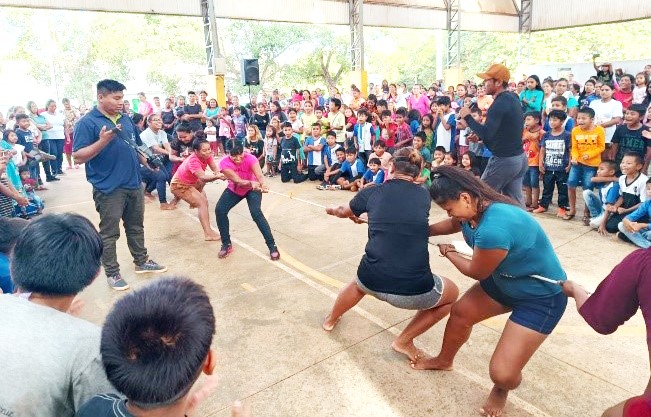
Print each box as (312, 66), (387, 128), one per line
(0, 213), (115, 417)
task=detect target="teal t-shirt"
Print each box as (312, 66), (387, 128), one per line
(461, 203), (566, 299)
(519, 89), (544, 113)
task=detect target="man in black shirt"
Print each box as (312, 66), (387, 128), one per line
(460, 63), (528, 206)
(181, 91), (203, 132)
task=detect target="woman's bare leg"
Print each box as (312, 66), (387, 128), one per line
(323, 281), (365, 331)
(183, 187), (220, 241)
(480, 320), (547, 417)
(412, 283), (510, 370)
(392, 277), (459, 361)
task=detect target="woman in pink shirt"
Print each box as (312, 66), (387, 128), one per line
(407, 84), (431, 117)
(170, 139), (224, 241)
(217, 145), (279, 260)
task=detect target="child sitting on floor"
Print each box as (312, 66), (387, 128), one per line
(355, 157), (385, 190)
(319, 147), (346, 190)
(336, 148), (366, 191)
(604, 152), (649, 233)
(618, 178), (651, 248)
(431, 146), (446, 168)
(582, 160), (620, 233)
(19, 169), (44, 215)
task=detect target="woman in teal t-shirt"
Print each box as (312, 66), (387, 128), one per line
(411, 165), (567, 417)
(519, 75), (544, 113)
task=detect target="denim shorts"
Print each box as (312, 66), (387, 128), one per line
(356, 275), (444, 310)
(522, 166), (540, 188)
(480, 275), (567, 335)
(567, 164), (597, 190)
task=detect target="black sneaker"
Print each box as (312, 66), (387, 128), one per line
(107, 274), (130, 291)
(270, 246), (280, 261)
(218, 244), (234, 258)
(135, 259), (168, 274)
(46, 176), (60, 182)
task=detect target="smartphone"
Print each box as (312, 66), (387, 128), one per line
(110, 127), (120, 134)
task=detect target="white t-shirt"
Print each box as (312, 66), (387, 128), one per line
(633, 86), (647, 105)
(0, 296), (115, 417)
(42, 111), (66, 139)
(619, 173), (649, 203)
(436, 111), (456, 152)
(140, 128), (169, 148)
(11, 143), (24, 166)
(205, 126), (217, 142)
(589, 99), (623, 144)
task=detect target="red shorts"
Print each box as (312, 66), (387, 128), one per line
(64, 131), (74, 154)
(624, 396), (651, 417)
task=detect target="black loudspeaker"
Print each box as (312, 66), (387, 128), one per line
(241, 59), (260, 86)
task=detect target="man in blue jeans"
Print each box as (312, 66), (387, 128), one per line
(73, 79), (167, 291)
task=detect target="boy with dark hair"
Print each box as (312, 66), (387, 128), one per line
(610, 103), (651, 168)
(319, 147), (346, 190)
(543, 96), (575, 133)
(582, 160), (620, 231)
(278, 121), (306, 183)
(336, 148), (366, 191)
(604, 152), (648, 233)
(434, 96), (456, 152)
(303, 123), (326, 181)
(76, 277), (224, 417)
(0, 213), (115, 416)
(394, 107), (413, 149)
(368, 140), (392, 171)
(182, 91), (203, 132)
(315, 130), (341, 182)
(0, 217), (28, 293)
(379, 109), (397, 153)
(355, 157), (385, 190)
(566, 106), (605, 221)
(535, 109), (572, 216)
(353, 108), (375, 164)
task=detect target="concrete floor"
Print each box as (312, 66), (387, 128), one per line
(43, 168), (646, 417)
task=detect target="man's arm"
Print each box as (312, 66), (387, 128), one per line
(463, 101), (504, 142)
(72, 125), (118, 164)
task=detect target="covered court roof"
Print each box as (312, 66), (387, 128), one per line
(3, 0), (651, 32)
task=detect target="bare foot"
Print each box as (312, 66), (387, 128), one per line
(391, 340), (430, 362)
(322, 315), (341, 332)
(204, 234), (221, 241)
(160, 203), (177, 211)
(479, 386), (508, 417)
(409, 355), (453, 371)
(144, 192), (155, 201)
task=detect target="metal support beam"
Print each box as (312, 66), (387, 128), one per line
(201, 0), (225, 105)
(517, 0), (532, 65)
(445, 0), (460, 70)
(349, 0), (364, 72)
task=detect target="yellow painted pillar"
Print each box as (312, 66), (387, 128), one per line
(206, 74), (226, 107)
(350, 70), (368, 97)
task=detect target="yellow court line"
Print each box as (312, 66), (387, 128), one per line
(278, 249), (345, 289)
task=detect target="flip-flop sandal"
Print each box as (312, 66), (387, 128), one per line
(562, 213), (575, 221)
(582, 216), (590, 226)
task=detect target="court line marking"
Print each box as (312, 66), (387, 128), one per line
(179, 210), (555, 417)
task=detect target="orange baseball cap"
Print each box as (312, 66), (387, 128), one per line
(476, 63), (511, 83)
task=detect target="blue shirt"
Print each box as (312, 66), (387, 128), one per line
(339, 158), (366, 179)
(304, 136), (326, 166)
(540, 130), (571, 171)
(0, 253), (13, 294)
(626, 200), (651, 231)
(461, 203), (566, 299)
(544, 116), (574, 134)
(15, 128), (34, 153)
(73, 107), (143, 194)
(362, 168), (385, 184)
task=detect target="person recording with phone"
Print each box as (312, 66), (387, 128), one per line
(73, 79), (167, 291)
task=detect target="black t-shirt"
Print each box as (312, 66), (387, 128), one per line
(170, 138), (192, 158)
(349, 179), (434, 295)
(76, 394), (134, 417)
(251, 113), (270, 134)
(161, 109), (175, 125)
(183, 103), (203, 131)
(611, 125), (651, 165)
(464, 91), (524, 157)
(279, 135), (301, 163)
(246, 139), (264, 158)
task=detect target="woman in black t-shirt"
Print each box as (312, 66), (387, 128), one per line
(323, 147), (459, 362)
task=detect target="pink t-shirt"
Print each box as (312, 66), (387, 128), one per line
(219, 153), (259, 197)
(408, 94), (431, 116)
(138, 101), (153, 116)
(174, 153), (209, 185)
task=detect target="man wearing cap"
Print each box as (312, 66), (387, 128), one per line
(459, 63), (528, 206)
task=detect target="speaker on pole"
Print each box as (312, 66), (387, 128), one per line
(241, 59), (260, 86)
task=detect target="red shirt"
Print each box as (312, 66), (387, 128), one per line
(173, 153), (209, 185)
(614, 89), (633, 110)
(380, 121), (398, 148)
